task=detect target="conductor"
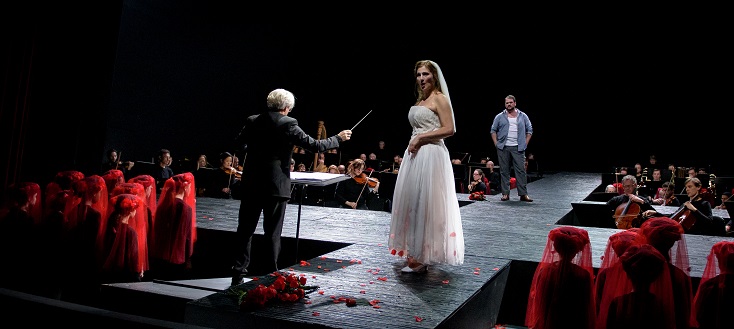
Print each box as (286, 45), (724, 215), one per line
(230, 88), (352, 286)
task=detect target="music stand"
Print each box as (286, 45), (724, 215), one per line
(290, 172), (351, 263)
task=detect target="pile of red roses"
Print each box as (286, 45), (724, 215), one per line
(230, 271), (318, 311)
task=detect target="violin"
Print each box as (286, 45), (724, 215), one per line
(353, 172), (379, 188)
(224, 167), (242, 179)
(614, 195), (642, 229)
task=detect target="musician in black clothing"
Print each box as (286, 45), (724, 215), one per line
(643, 177), (725, 236)
(335, 159), (378, 210)
(606, 175), (656, 229)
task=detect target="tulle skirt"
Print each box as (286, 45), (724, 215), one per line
(388, 140), (464, 265)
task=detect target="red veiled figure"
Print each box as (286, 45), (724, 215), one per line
(525, 226), (595, 329)
(640, 217), (692, 329)
(102, 169), (125, 198)
(44, 170), (85, 220)
(99, 193), (146, 283)
(63, 175), (108, 302)
(595, 229), (646, 329)
(19, 182), (42, 225)
(128, 174), (157, 221)
(0, 181), (42, 292)
(150, 172), (196, 280)
(128, 174), (158, 251)
(692, 240), (734, 329)
(605, 244), (675, 329)
(110, 182), (149, 273)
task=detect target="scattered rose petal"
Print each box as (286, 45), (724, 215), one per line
(318, 290), (325, 295)
(473, 271), (480, 275)
(305, 300), (312, 304)
(414, 316), (423, 322)
(320, 256), (327, 260)
(373, 305), (381, 309)
(475, 268), (481, 271)
(317, 265), (322, 269)
(493, 267), (499, 271)
(360, 290), (366, 294)
(312, 311), (320, 316)
(360, 283), (366, 286)
(252, 277), (259, 281)
(377, 277), (388, 281)
(390, 249), (396, 255)
(312, 275), (316, 279)
(336, 260), (342, 263)
(369, 281), (374, 284)
(342, 266), (346, 269)
(346, 298), (357, 307)
(450, 232), (456, 237)
(442, 280), (449, 284)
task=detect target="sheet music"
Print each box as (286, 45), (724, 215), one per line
(290, 171), (350, 186)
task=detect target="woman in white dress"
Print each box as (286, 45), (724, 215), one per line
(388, 60), (464, 273)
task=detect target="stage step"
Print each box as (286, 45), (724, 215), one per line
(99, 277), (247, 323)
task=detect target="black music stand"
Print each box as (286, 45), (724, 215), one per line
(290, 172), (351, 263)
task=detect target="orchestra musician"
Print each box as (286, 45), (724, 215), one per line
(650, 181), (680, 207)
(643, 177), (725, 236)
(606, 175), (656, 229)
(335, 159), (379, 209)
(102, 148), (135, 179)
(203, 152), (241, 199)
(467, 169), (487, 195)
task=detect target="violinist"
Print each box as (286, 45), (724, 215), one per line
(650, 181), (680, 207)
(643, 177), (724, 236)
(335, 159), (379, 209)
(203, 152), (241, 199)
(102, 148), (135, 180)
(606, 175), (656, 229)
(468, 169), (487, 195)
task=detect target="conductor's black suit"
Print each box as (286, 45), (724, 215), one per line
(231, 110), (343, 284)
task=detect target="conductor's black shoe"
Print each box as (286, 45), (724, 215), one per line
(520, 195), (533, 202)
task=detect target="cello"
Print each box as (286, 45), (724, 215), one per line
(671, 193), (699, 231)
(613, 199), (641, 229)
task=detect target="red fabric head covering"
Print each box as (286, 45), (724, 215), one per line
(110, 182), (149, 271)
(152, 172), (196, 265)
(102, 170), (125, 197)
(66, 175), (109, 235)
(603, 244), (676, 329)
(692, 240), (734, 328)
(19, 182), (42, 225)
(640, 217), (689, 274)
(595, 229), (646, 328)
(44, 170), (85, 218)
(640, 216), (693, 329)
(102, 193), (147, 274)
(128, 174), (157, 220)
(156, 172), (197, 243)
(1, 182), (42, 226)
(526, 226), (595, 329)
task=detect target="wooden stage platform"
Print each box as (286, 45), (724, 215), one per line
(86, 172), (734, 328)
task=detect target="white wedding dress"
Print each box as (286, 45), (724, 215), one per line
(388, 106), (464, 266)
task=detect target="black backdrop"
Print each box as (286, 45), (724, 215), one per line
(4, 1), (732, 189)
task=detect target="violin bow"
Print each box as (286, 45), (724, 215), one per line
(115, 151), (122, 170)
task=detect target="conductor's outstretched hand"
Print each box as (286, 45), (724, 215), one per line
(339, 130), (352, 141)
